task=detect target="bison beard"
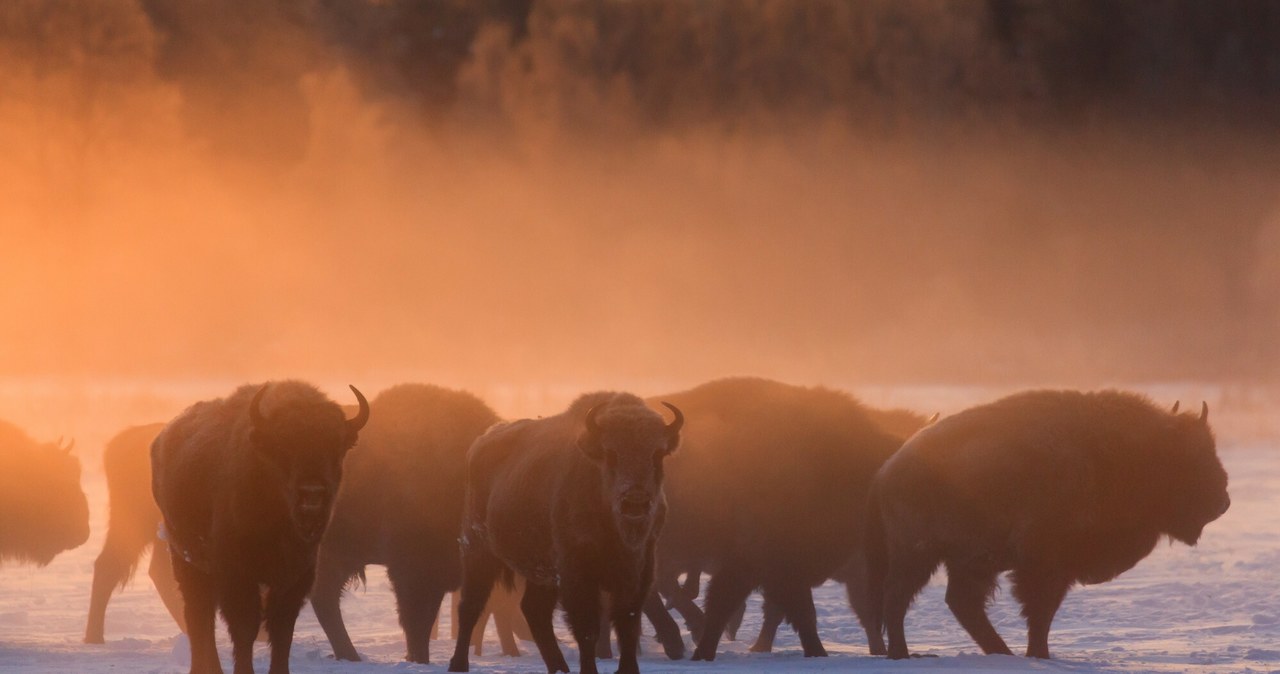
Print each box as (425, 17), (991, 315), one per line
(867, 390), (1231, 660)
(151, 380), (369, 674)
(447, 392), (682, 674)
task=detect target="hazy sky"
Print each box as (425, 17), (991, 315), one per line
(2, 1), (1279, 389)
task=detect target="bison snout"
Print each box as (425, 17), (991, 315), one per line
(618, 491), (652, 520)
(297, 485), (328, 514)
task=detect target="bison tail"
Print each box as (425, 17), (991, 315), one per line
(343, 567), (368, 592)
(864, 488), (888, 645)
(498, 566), (516, 593)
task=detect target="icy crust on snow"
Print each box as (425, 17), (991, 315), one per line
(0, 446), (1275, 674)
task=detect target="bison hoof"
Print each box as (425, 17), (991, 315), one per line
(748, 643), (772, 653)
(84, 635), (105, 645)
(447, 657), (469, 672)
(660, 640), (684, 660)
(690, 649), (716, 662)
(804, 647), (828, 658)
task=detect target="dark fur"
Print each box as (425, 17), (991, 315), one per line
(84, 423), (185, 643)
(643, 378), (904, 660)
(867, 389), (1231, 659)
(448, 392), (681, 674)
(0, 420), (89, 566)
(151, 380), (367, 674)
(311, 383), (504, 664)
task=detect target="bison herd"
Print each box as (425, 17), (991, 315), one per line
(0, 377), (1231, 674)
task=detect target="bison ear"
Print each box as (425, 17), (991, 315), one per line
(577, 430), (604, 462)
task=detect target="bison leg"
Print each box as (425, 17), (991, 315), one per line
(85, 526), (151, 644)
(883, 549), (939, 660)
(658, 572), (705, 639)
(387, 561), (447, 664)
(747, 598), (783, 653)
(841, 555), (886, 655)
(765, 580), (827, 657)
(221, 576), (262, 674)
(172, 552), (224, 674)
(560, 574), (603, 674)
(263, 572), (311, 674)
(726, 599), (746, 641)
(611, 592), (647, 674)
(310, 551), (360, 661)
(521, 582), (570, 673)
(691, 566), (755, 661)
(490, 592), (523, 657)
(1010, 567), (1070, 659)
(642, 589), (685, 660)
(148, 537), (188, 633)
(596, 613), (613, 660)
(942, 561), (1011, 656)
(448, 549), (501, 673)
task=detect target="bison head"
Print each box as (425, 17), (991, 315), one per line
(248, 384), (370, 544)
(1162, 402), (1229, 546)
(0, 436), (90, 565)
(578, 401), (683, 549)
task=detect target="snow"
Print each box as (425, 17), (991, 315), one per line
(1, 413), (1277, 673)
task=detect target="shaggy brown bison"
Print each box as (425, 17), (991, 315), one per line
(448, 392), (683, 674)
(867, 390), (1231, 660)
(311, 383), (504, 664)
(723, 405), (934, 654)
(0, 420), (89, 566)
(152, 381), (368, 674)
(642, 378), (905, 661)
(84, 422), (185, 643)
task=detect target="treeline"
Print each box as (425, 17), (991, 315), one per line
(4, 1), (1280, 147)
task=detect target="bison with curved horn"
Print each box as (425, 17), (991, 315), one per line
(867, 390), (1230, 660)
(448, 392), (682, 674)
(151, 381), (369, 674)
(0, 421), (89, 566)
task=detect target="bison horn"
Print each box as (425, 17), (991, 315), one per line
(249, 384), (270, 429)
(346, 385), (370, 431)
(661, 402), (684, 434)
(585, 404), (604, 437)
(1171, 401), (1180, 414)
(1199, 401), (1209, 424)
(927, 412), (940, 424)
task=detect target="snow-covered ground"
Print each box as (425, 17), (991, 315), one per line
(1, 385), (1277, 674)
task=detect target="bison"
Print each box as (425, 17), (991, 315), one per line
(642, 377), (906, 661)
(721, 405), (935, 654)
(448, 392), (683, 674)
(151, 380), (369, 674)
(0, 420), (89, 566)
(867, 390), (1231, 660)
(85, 422), (185, 643)
(311, 383), (508, 663)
